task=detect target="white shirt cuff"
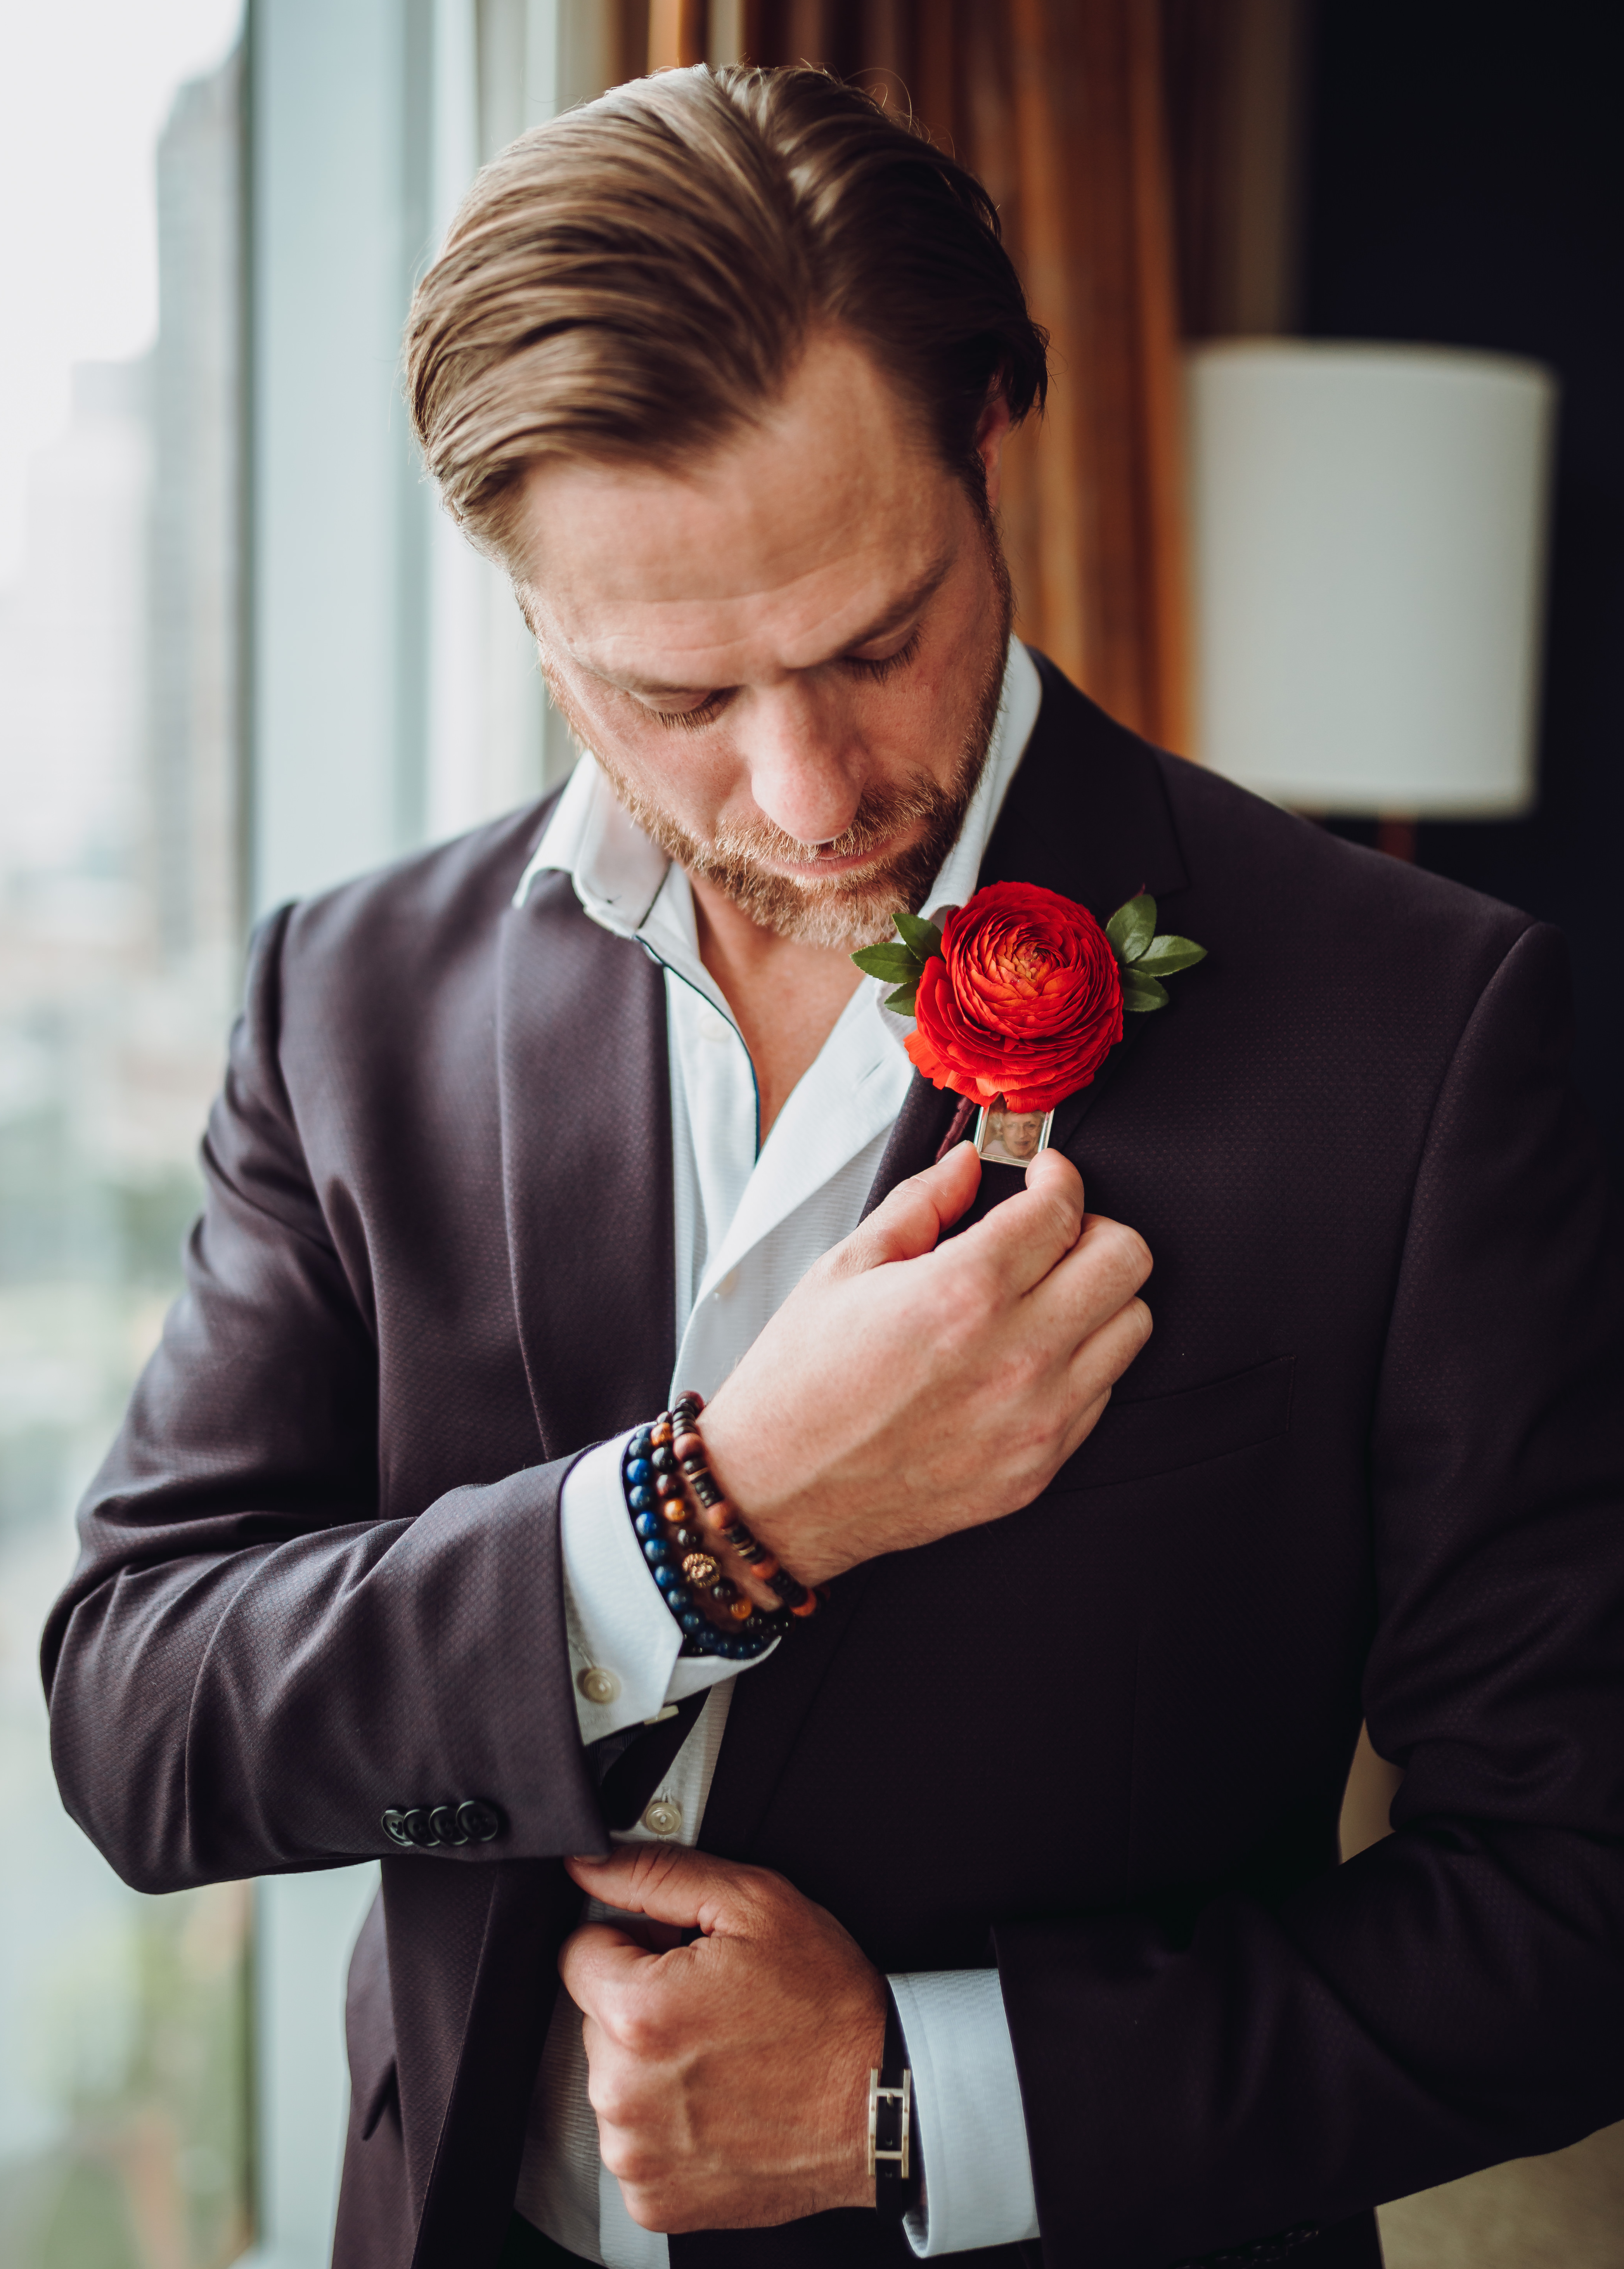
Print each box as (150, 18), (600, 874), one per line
(888, 1969), (1039, 2257)
(560, 1433), (775, 1743)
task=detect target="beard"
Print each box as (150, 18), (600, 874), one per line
(556, 532), (1015, 955)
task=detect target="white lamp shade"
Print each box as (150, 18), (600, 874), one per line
(1187, 342), (1558, 816)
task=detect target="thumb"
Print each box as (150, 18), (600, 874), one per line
(566, 1843), (761, 1936)
(557, 1918), (663, 2014)
(817, 1139), (982, 1283)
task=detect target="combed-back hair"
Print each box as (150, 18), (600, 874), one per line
(405, 63), (1048, 561)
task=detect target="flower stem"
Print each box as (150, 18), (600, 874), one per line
(935, 1094), (977, 1162)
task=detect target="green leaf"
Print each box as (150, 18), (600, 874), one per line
(851, 942), (923, 984)
(1106, 892), (1157, 965)
(893, 909), (944, 960)
(1135, 934), (1207, 977)
(883, 982), (919, 1016)
(1119, 968), (1170, 1013)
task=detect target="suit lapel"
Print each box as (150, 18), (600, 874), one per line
(495, 873), (675, 1458)
(857, 1066), (960, 1220)
(861, 655), (1191, 1214)
(979, 649), (1188, 909)
(990, 659), (1186, 1166)
(710, 660), (1195, 1845)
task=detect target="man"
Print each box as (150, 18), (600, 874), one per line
(43, 62), (1624, 2269)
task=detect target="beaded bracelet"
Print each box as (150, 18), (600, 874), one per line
(621, 1418), (776, 1659)
(621, 1391), (824, 1659)
(671, 1393), (824, 1616)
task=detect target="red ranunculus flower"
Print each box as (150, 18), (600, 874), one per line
(904, 880), (1124, 1113)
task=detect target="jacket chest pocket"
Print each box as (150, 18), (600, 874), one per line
(1048, 1354), (1295, 1493)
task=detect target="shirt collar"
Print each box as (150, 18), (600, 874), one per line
(513, 635), (1045, 940)
(917, 635), (1042, 925)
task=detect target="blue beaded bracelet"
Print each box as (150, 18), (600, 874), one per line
(622, 1424), (782, 1659)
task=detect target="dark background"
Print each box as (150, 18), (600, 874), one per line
(1305, 0), (1624, 1189)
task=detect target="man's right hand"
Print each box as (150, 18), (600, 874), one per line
(700, 1141), (1152, 1587)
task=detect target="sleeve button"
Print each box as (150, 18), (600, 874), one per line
(381, 1809), (413, 1846)
(402, 1808), (440, 1847)
(428, 1804), (467, 1845)
(577, 1666), (621, 1706)
(456, 1799), (503, 1843)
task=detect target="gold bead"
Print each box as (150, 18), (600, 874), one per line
(681, 1552), (720, 1587)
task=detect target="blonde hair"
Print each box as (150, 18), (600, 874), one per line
(405, 63), (1047, 565)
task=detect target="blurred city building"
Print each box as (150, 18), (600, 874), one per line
(151, 57), (244, 987)
(0, 38), (251, 2269)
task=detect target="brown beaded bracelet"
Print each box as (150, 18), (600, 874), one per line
(624, 1418), (779, 1659)
(670, 1391), (824, 1620)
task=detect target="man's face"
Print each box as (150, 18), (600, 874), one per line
(511, 332), (1013, 950)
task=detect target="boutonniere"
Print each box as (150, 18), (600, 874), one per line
(852, 880), (1205, 1152)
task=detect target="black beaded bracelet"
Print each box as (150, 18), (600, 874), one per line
(621, 1419), (782, 1660)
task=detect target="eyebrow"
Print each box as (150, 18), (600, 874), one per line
(588, 552), (955, 701)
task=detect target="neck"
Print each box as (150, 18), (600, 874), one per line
(689, 876), (866, 1142)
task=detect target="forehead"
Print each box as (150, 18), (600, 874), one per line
(512, 333), (959, 684)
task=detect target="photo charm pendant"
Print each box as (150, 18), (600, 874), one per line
(973, 1100), (1054, 1168)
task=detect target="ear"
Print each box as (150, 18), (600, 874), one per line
(975, 388), (1015, 515)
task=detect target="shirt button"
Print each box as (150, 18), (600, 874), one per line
(642, 1798), (682, 1838)
(577, 1666), (621, 1706)
(713, 1270), (738, 1301)
(700, 1012), (732, 1044)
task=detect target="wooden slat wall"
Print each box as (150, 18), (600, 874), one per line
(648, 0), (708, 68)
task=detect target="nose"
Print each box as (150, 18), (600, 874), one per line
(736, 679), (866, 847)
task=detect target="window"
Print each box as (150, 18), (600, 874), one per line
(5, 7), (615, 2261)
(0, 7), (251, 2265)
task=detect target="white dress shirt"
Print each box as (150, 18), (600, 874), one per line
(512, 640), (1046, 2263)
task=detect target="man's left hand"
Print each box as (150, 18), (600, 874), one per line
(561, 1845), (886, 2232)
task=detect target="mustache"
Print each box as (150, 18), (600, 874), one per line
(700, 775), (949, 878)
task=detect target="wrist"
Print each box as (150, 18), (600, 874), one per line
(635, 1394), (831, 1641)
(679, 1391), (833, 1592)
(699, 1393), (839, 1589)
(689, 1389), (767, 1526)
(823, 1988), (888, 2212)
(622, 1419), (784, 1659)
(870, 1984), (922, 2226)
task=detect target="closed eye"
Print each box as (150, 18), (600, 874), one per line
(844, 626), (922, 684)
(653, 689), (734, 732)
(649, 622), (923, 729)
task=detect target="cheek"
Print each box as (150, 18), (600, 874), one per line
(559, 681), (744, 830)
(860, 653), (969, 789)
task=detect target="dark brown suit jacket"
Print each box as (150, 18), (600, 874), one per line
(43, 660), (1624, 2269)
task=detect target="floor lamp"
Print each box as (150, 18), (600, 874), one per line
(1185, 340), (1558, 1862)
(1186, 342), (1558, 854)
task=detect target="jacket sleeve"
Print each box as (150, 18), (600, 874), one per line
(41, 908), (606, 1893)
(993, 921), (1624, 2267)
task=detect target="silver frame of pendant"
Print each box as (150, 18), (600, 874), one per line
(973, 1101), (1055, 1166)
